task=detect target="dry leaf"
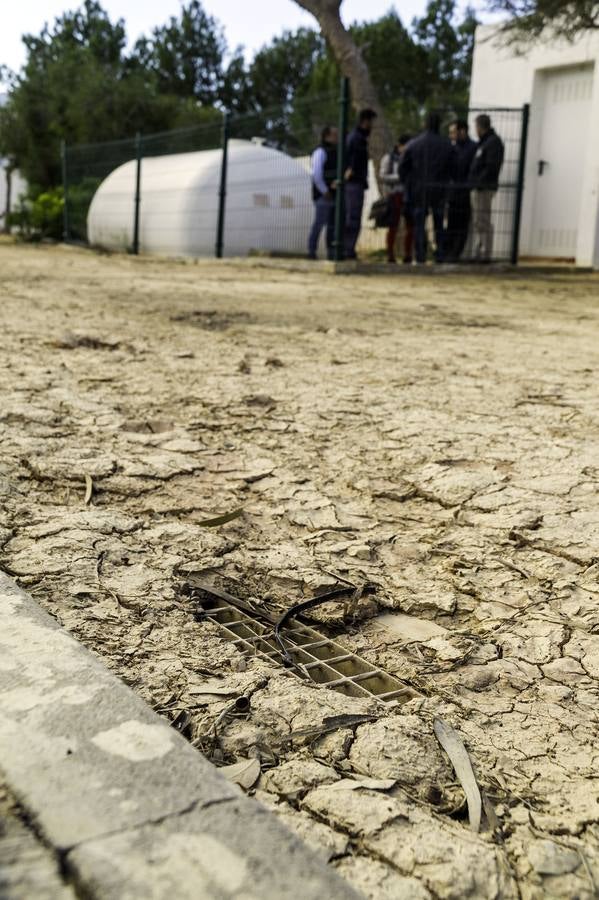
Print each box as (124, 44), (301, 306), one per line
(329, 778), (396, 792)
(197, 507), (244, 528)
(220, 757), (261, 790)
(434, 718), (482, 833)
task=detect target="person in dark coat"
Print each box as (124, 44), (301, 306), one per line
(445, 119), (477, 261)
(469, 114), (505, 262)
(399, 112), (454, 264)
(308, 125), (338, 260)
(344, 108), (377, 260)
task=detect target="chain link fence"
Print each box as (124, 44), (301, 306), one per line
(63, 83), (529, 266)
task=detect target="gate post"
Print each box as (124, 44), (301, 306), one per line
(511, 103), (530, 265)
(132, 132), (142, 255)
(61, 140), (70, 243)
(215, 111), (230, 259)
(333, 77), (350, 262)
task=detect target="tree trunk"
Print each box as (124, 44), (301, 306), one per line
(293, 0), (392, 174)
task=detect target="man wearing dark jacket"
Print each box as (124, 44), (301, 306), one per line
(399, 112), (454, 264)
(344, 108), (377, 260)
(469, 114), (505, 262)
(445, 119), (477, 261)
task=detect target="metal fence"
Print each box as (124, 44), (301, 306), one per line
(62, 82), (529, 266)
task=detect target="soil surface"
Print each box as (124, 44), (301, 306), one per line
(1, 242), (599, 899)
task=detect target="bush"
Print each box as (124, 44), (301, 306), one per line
(8, 187), (64, 241)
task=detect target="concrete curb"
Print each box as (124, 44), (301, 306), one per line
(55, 243), (597, 276)
(0, 573), (361, 899)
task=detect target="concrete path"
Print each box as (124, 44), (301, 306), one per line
(0, 572), (360, 899)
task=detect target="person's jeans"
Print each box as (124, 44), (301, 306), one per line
(413, 202), (445, 263)
(308, 196), (335, 258)
(471, 189), (495, 261)
(344, 182), (365, 259)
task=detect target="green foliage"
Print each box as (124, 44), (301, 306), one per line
(487, 1), (599, 41)
(412, 0), (478, 110)
(65, 176), (102, 241)
(9, 187), (64, 240)
(132, 0), (226, 103)
(0, 0), (480, 197)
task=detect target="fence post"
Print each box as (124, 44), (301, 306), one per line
(510, 103), (530, 266)
(215, 111), (230, 259)
(132, 132), (142, 255)
(61, 140), (70, 242)
(333, 77), (350, 262)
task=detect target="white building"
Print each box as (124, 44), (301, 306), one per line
(0, 93), (27, 231)
(88, 140), (316, 257)
(470, 25), (599, 268)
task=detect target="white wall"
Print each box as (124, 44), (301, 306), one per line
(470, 25), (599, 267)
(0, 161), (27, 231)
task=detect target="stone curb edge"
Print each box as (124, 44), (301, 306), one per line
(0, 572), (361, 899)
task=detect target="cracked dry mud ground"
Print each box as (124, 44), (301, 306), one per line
(1, 243), (599, 899)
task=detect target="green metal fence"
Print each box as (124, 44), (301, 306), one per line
(62, 82), (529, 265)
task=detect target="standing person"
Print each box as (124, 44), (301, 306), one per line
(308, 126), (338, 260)
(399, 112), (453, 264)
(446, 119), (477, 261)
(469, 114), (505, 262)
(379, 133), (414, 264)
(344, 108), (377, 260)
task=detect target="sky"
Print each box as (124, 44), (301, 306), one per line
(0, 0), (489, 77)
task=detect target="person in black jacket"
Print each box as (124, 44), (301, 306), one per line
(399, 112), (454, 264)
(445, 119), (477, 261)
(344, 108), (377, 260)
(308, 125), (338, 260)
(469, 114), (505, 262)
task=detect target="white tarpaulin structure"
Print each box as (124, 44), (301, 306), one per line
(88, 140), (316, 257)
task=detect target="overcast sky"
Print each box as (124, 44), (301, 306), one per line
(1, 0), (491, 77)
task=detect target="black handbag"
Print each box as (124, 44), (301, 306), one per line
(368, 196), (394, 228)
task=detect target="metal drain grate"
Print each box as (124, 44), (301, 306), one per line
(187, 582), (417, 705)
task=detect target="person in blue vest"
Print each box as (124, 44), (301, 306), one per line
(308, 125), (338, 260)
(344, 108), (377, 260)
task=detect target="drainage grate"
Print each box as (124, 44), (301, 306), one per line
(186, 582), (417, 705)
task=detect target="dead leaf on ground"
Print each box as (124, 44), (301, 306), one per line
(434, 718), (482, 833)
(220, 757), (261, 790)
(329, 778), (396, 792)
(197, 507), (244, 528)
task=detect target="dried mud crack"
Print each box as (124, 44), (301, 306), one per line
(1, 242), (599, 899)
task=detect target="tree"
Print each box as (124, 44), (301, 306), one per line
(0, 0), (223, 192)
(488, 1), (599, 41)
(132, 1), (226, 105)
(291, 0), (392, 165)
(412, 1), (478, 109)
(246, 28), (326, 111)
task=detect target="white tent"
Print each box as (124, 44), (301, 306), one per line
(87, 139), (318, 257)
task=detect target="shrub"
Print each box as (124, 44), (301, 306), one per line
(8, 187), (64, 240)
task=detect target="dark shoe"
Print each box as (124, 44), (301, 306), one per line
(308, 253), (317, 260)
(387, 257), (397, 264)
(403, 256), (412, 265)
